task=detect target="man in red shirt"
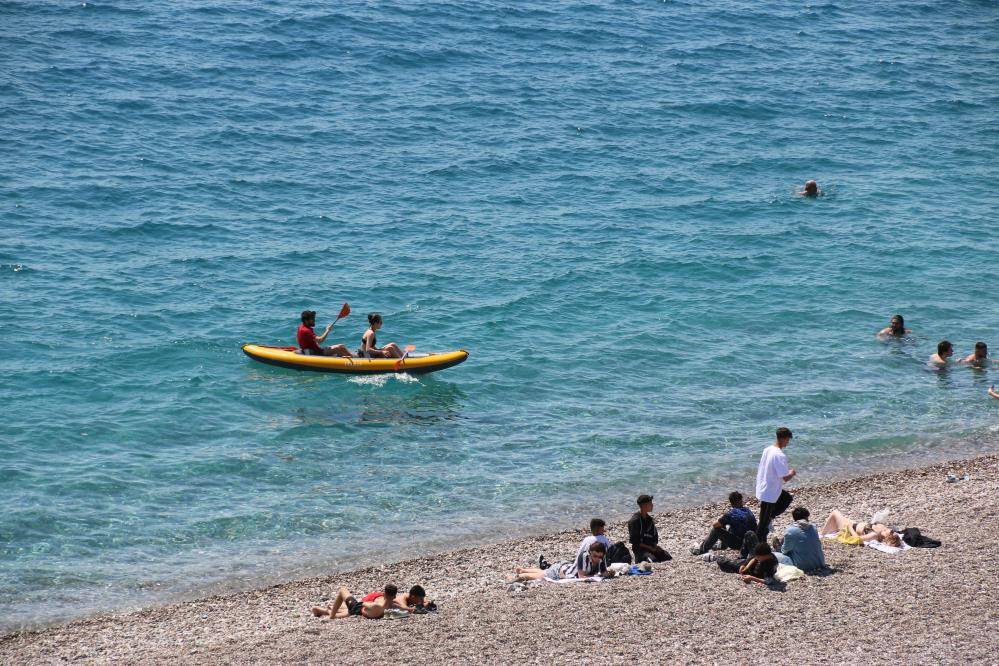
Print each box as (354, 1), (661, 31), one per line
(297, 310), (353, 357)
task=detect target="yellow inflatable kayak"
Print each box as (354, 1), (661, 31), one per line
(242, 344), (469, 375)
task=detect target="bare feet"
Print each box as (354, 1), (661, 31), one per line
(311, 606), (330, 618)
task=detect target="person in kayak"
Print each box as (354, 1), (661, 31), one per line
(359, 313), (403, 359)
(297, 310), (353, 357)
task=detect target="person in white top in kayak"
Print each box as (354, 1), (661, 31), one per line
(755, 427), (796, 539)
(359, 313), (404, 359)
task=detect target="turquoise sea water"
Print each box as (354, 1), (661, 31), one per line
(2, 0), (998, 630)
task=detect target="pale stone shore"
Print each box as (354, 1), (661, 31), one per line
(2, 454), (997, 664)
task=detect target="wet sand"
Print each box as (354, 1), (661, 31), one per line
(2, 454), (996, 664)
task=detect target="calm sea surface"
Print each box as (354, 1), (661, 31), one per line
(2, 0), (998, 630)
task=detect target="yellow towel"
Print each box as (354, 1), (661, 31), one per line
(836, 527), (862, 546)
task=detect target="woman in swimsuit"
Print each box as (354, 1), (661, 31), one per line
(359, 313), (403, 359)
(821, 509), (902, 547)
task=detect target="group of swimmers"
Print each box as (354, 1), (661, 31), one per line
(875, 313), (999, 399)
(297, 309), (404, 359)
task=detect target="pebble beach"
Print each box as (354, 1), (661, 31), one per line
(3, 453), (995, 665)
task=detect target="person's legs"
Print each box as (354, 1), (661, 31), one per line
(317, 586), (352, 619)
(821, 510), (848, 535)
(507, 567), (546, 582)
(740, 531), (759, 558)
(696, 527), (742, 554)
(773, 490), (793, 517)
(383, 342), (403, 358)
(716, 557), (746, 574)
(757, 501), (775, 540)
(328, 344), (353, 358)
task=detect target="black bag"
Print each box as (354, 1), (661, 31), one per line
(606, 541), (633, 564)
(902, 527), (941, 548)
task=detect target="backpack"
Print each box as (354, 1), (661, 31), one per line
(901, 527), (941, 548)
(606, 541), (633, 564)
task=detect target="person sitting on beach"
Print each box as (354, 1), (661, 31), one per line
(820, 509), (902, 547)
(710, 542), (778, 586)
(628, 494), (671, 563)
(298, 310), (353, 357)
(776, 507), (826, 571)
(576, 518), (612, 559)
(959, 341), (992, 368)
(311, 584), (399, 619)
(689, 491), (758, 557)
(359, 313), (403, 359)
(797, 180), (820, 197)
(876, 314), (911, 339)
(508, 541), (615, 582)
(929, 340), (954, 367)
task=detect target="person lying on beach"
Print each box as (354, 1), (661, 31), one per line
(710, 542), (778, 586)
(820, 509), (902, 547)
(775, 507), (826, 571)
(359, 312), (403, 359)
(358, 585), (435, 612)
(929, 340), (954, 367)
(507, 541), (615, 582)
(628, 494), (671, 563)
(689, 491), (758, 557)
(298, 310), (353, 357)
(797, 180), (820, 197)
(312, 584), (399, 619)
(958, 341), (992, 368)
(876, 314), (911, 339)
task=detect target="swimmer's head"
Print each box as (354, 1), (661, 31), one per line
(937, 340), (953, 357)
(890, 314), (905, 334)
(975, 341), (988, 358)
(803, 180), (818, 195)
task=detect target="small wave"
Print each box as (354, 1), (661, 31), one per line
(347, 374), (421, 387)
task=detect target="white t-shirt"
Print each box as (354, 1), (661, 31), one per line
(576, 534), (611, 560)
(755, 444), (790, 503)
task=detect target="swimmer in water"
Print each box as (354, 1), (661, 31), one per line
(876, 314), (911, 339)
(989, 385), (999, 400)
(929, 340), (954, 367)
(959, 341), (992, 368)
(797, 180), (820, 197)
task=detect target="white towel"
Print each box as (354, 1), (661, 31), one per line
(864, 535), (910, 554)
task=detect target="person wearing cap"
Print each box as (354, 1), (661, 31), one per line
(297, 310), (353, 358)
(627, 494), (671, 563)
(755, 427), (796, 539)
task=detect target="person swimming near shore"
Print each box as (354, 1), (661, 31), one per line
(297, 310), (353, 357)
(507, 541), (615, 582)
(359, 313), (403, 359)
(876, 314), (911, 339)
(990, 385), (999, 400)
(929, 340), (953, 367)
(820, 509), (902, 547)
(311, 584), (399, 619)
(797, 180), (820, 197)
(959, 341), (992, 368)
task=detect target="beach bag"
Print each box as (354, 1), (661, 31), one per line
(606, 541), (633, 564)
(774, 563), (806, 582)
(902, 527), (941, 548)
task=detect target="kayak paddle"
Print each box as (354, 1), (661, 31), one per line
(329, 302), (350, 331)
(394, 345), (417, 371)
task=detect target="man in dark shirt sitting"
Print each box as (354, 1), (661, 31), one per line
(689, 491), (758, 557)
(627, 494), (671, 563)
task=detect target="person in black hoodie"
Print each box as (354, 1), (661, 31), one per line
(628, 494), (671, 563)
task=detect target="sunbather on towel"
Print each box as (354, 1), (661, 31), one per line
(507, 541), (615, 582)
(312, 584), (400, 619)
(821, 509), (901, 547)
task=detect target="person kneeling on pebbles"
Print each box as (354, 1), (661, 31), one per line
(508, 541), (615, 582)
(312, 584), (402, 620)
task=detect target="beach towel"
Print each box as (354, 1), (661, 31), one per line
(774, 563), (805, 582)
(864, 535), (910, 554)
(544, 575), (604, 583)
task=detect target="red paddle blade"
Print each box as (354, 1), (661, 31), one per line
(394, 346), (417, 371)
(338, 303), (350, 319)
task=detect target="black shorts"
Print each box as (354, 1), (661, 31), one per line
(344, 596), (363, 616)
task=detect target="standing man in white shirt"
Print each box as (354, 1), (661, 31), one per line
(755, 427), (796, 539)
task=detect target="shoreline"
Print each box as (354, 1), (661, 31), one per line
(3, 452), (996, 663)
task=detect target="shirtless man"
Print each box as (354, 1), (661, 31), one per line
(929, 340), (953, 367)
(959, 341), (991, 368)
(312, 584), (398, 619)
(797, 180), (820, 197)
(358, 585), (433, 612)
(876, 314), (911, 339)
